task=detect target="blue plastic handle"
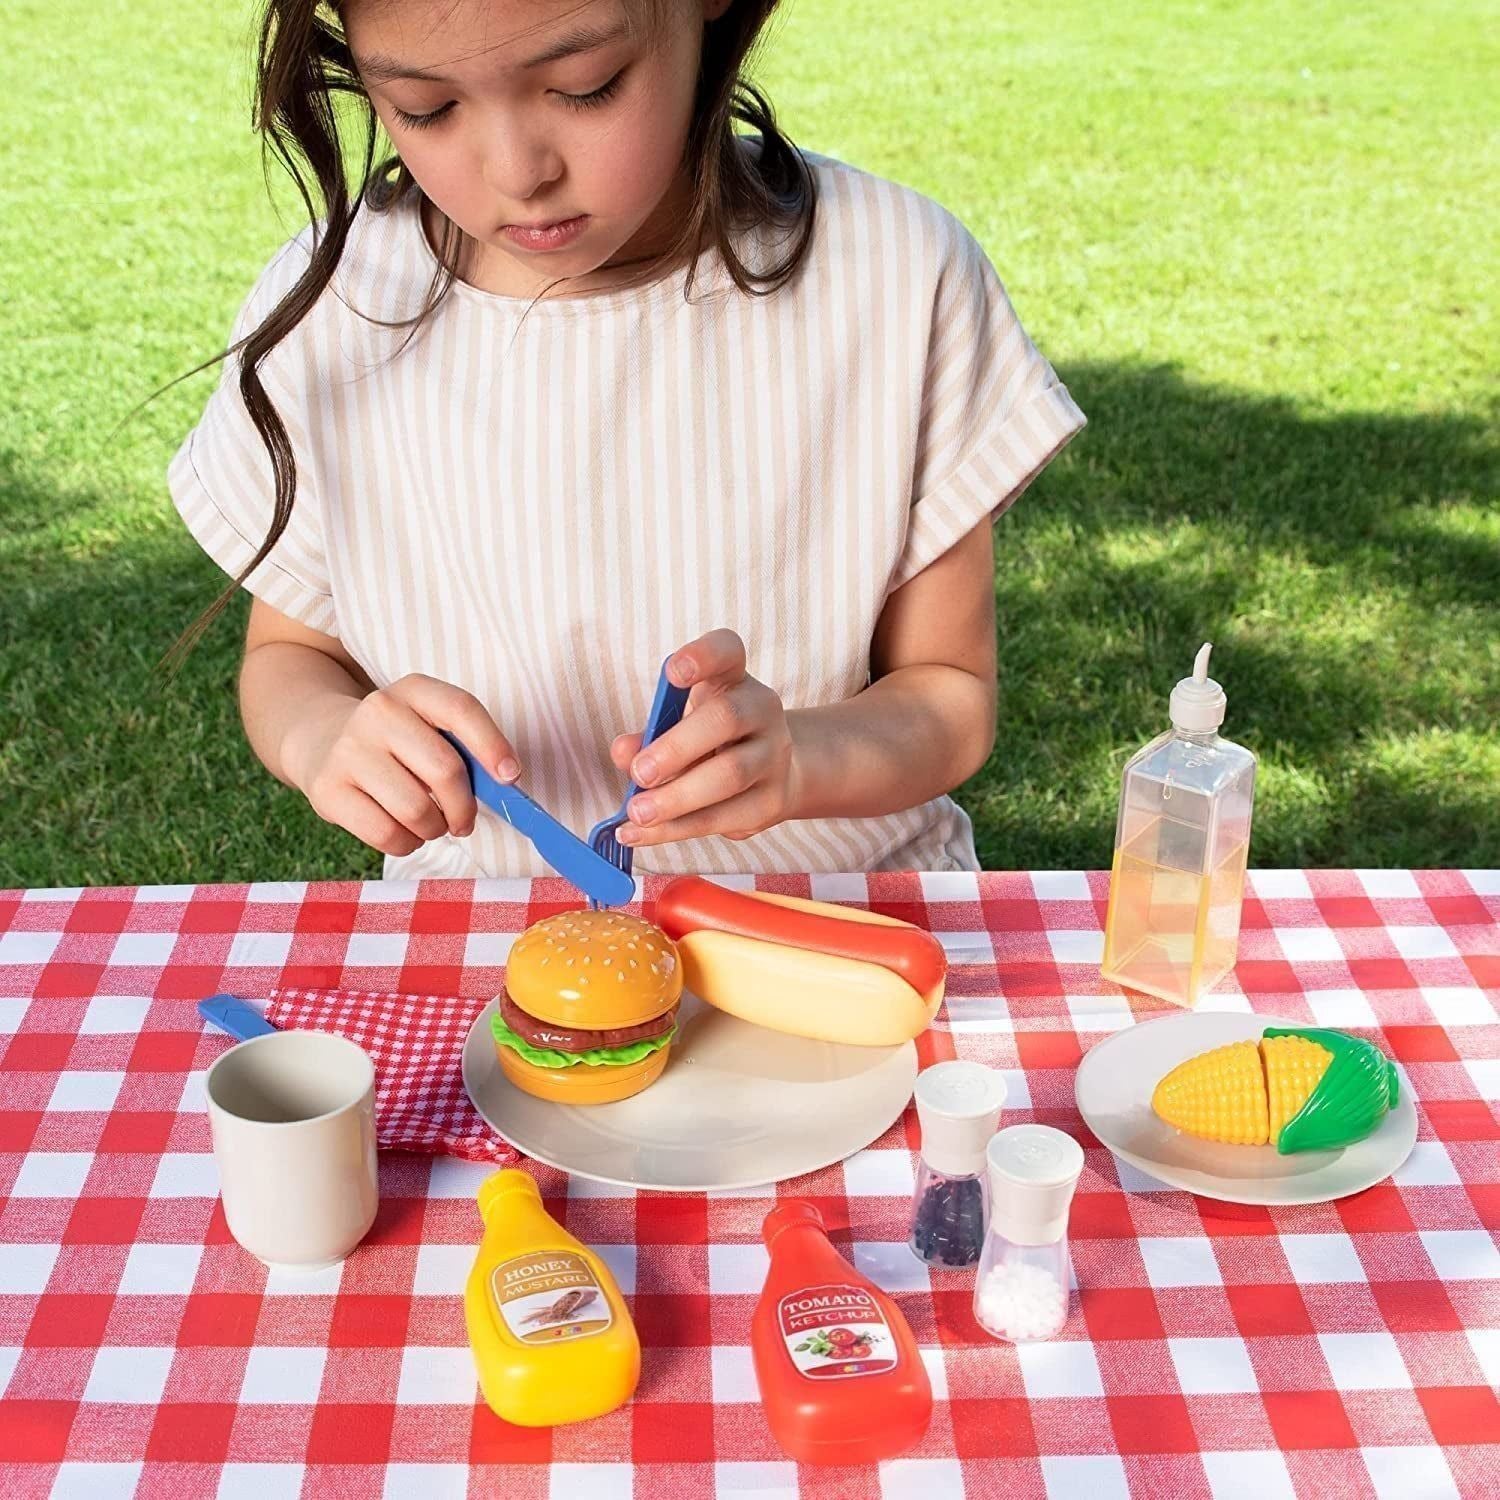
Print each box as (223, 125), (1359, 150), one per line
(627, 658), (692, 803)
(441, 731), (636, 907)
(197, 994), (278, 1042)
(605, 658), (693, 884)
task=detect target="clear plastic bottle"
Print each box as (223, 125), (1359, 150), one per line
(908, 1061), (1008, 1268)
(973, 1126), (1084, 1344)
(1101, 642), (1257, 1008)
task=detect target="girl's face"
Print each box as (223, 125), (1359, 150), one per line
(346, 0), (723, 296)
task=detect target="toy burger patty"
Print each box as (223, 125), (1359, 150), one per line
(491, 910), (683, 1105)
(1152, 1026), (1399, 1154)
(497, 988), (679, 1053)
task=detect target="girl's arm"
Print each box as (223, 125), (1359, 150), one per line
(240, 598), (377, 789)
(609, 519), (999, 846)
(785, 517), (998, 820)
(238, 598), (524, 857)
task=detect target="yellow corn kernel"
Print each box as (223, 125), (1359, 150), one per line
(1151, 1039), (1269, 1146)
(1261, 1034), (1333, 1140)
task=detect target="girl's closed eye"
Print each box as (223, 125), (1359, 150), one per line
(392, 101), (456, 132)
(391, 70), (628, 132)
(555, 68), (628, 111)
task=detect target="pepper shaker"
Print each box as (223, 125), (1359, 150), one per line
(909, 1061), (1008, 1268)
(972, 1125), (1084, 1343)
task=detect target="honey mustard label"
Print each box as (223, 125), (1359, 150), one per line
(490, 1251), (612, 1344)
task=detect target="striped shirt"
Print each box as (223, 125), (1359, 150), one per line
(168, 152), (1086, 881)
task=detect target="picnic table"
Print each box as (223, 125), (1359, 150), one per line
(1, 870), (1496, 1498)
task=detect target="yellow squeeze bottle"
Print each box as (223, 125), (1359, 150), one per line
(465, 1168), (639, 1426)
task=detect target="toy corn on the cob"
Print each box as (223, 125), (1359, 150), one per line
(1152, 1027), (1399, 1154)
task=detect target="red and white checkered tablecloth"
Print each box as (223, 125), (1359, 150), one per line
(1, 870), (1496, 1500)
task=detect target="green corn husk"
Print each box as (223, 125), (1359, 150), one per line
(1266, 1027), (1400, 1155)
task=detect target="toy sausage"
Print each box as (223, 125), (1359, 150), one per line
(653, 877), (947, 1046)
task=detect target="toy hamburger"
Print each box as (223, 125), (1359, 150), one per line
(492, 909), (683, 1104)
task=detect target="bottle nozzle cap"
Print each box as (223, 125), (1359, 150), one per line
(763, 1200), (824, 1247)
(477, 1167), (538, 1220)
(1169, 640), (1227, 732)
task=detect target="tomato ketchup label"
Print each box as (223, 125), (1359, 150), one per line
(778, 1282), (897, 1379)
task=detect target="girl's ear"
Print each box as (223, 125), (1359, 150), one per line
(703, 0), (734, 19)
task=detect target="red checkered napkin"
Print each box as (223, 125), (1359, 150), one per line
(265, 986), (520, 1165)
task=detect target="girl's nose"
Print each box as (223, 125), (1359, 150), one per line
(483, 130), (563, 203)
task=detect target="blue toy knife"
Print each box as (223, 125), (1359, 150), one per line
(441, 731), (636, 908)
(197, 993), (278, 1041)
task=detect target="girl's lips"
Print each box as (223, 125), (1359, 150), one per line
(500, 214), (590, 252)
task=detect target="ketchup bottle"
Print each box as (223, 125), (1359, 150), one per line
(752, 1201), (932, 1464)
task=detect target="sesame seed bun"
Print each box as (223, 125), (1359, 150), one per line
(503, 909), (683, 1031)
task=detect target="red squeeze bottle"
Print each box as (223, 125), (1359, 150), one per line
(752, 1201), (932, 1464)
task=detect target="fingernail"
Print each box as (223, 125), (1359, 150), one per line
(631, 797), (656, 824)
(498, 758), (521, 782)
(674, 657), (695, 683)
(617, 826), (639, 845)
(634, 755), (657, 785)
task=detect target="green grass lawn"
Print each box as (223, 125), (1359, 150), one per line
(2, 0), (1495, 887)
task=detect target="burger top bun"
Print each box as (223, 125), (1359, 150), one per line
(505, 909), (683, 1029)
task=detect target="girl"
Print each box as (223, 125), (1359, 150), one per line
(167, 0), (1085, 882)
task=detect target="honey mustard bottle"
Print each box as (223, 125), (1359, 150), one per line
(464, 1168), (639, 1425)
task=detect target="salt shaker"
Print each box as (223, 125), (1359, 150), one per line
(909, 1062), (1008, 1268)
(973, 1125), (1084, 1342)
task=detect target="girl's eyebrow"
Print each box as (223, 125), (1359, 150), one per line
(355, 21), (630, 83)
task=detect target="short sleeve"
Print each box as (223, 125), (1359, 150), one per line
(166, 230), (339, 635)
(889, 220), (1086, 591)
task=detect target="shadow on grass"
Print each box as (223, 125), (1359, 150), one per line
(2, 361), (1496, 886)
(950, 361), (1496, 869)
(0, 446), (379, 890)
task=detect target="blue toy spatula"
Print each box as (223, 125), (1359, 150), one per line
(441, 731), (635, 908)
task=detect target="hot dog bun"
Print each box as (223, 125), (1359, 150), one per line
(654, 877), (946, 1047)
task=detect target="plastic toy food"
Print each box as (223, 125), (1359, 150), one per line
(751, 1200), (932, 1463)
(1152, 1027), (1399, 1154)
(465, 1168), (639, 1425)
(491, 909), (682, 1104)
(653, 876), (947, 1046)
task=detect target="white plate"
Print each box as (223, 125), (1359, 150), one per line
(461, 990), (918, 1192)
(1075, 1011), (1417, 1205)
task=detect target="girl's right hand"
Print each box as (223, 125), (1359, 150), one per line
(283, 674), (522, 858)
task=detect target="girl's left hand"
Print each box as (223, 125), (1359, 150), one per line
(609, 629), (802, 848)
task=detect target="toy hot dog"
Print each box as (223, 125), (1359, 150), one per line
(653, 876), (947, 1047)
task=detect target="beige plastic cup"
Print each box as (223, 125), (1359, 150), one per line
(205, 1030), (379, 1273)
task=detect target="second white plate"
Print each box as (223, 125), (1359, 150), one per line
(462, 990), (918, 1192)
(1075, 1011), (1417, 1205)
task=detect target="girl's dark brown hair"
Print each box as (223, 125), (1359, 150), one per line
(159, 0), (815, 672)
